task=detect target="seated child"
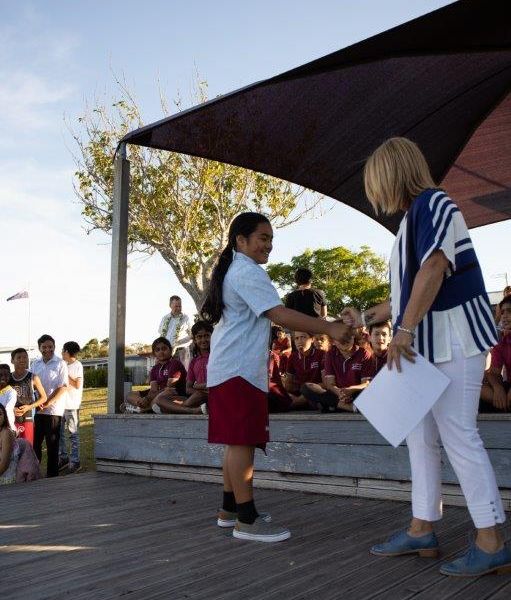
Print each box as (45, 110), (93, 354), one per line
(123, 337), (198, 414)
(0, 364), (17, 431)
(313, 333), (331, 354)
(284, 331), (325, 409)
(268, 350), (292, 413)
(271, 325), (292, 373)
(480, 296), (511, 412)
(364, 321), (391, 381)
(182, 321), (212, 409)
(302, 323), (373, 413)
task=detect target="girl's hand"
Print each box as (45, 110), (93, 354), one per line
(387, 330), (417, 373)
(340, 307), (362, 328)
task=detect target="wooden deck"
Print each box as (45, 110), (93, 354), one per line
(2, 472), (511, 600)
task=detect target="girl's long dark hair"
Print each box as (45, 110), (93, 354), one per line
(0, 403), (9, 431)
(201, 212), (270, 324)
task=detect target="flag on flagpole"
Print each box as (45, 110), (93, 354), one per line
(6, 291), (29, 301)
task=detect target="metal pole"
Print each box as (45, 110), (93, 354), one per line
(107, 143), (130, 413)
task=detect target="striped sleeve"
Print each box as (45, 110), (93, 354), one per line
(415, 191), (458, 269)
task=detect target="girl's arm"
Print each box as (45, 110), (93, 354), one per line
(0, 429), (14, 476)
(266, 307), (352, 343)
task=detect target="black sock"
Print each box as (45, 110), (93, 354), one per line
(237, 500), (259, 525)
(222, 491), (236, 513)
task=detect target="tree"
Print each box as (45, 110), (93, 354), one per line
(71, 75), (322, 310)
(266, 246), (389, 316)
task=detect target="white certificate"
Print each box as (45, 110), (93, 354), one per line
(354, 353), (451, 448)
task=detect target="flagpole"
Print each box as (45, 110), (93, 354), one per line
(27, 282), (31, 355)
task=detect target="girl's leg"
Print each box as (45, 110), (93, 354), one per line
(152, 394), (201, 414)
(225, 445), (259, 524)
(126, 391), (142, 407)
(183, 390), (208, 408)
(433, 342), (505, 551)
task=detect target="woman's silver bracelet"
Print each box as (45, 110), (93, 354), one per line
(397, 325), (415, 339)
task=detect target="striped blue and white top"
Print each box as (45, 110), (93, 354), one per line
(390, 188), (497, 364)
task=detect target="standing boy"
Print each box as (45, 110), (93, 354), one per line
(59, 341), (83, 472)
(31, 334), (68, 477)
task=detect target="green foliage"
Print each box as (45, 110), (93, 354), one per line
(267, 246), (389, 316)
(71, 76), (322, 309)
(84, 367), (108, 388)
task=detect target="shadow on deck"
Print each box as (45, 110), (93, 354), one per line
(1, 473), (511, 600)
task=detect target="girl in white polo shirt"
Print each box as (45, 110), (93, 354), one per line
(202, 212), (351, 543)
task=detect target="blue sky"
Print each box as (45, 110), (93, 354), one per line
(1, 0), (509, 351)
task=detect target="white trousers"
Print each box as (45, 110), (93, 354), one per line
(406, 325), (505, 528)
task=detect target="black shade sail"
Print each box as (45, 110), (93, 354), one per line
(121, 0), (511, 233)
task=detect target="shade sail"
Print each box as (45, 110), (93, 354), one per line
(121, 0), (511, 233)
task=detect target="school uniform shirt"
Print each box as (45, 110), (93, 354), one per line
(272, 337), (292, 354)
(187, 353), (209, 385)
(150, 358), (187, 395)
(286, 348), (325, 386)
(390, 188), (497, 363)
(324, 345), (373, 388)
(490, 333), (511, 382)
(31, 355), (68, 417)
(207, 251), (283, 392)
(364, 350), (388, 380)
(0, 386), (17, 430)
(65, 360), (84, 410)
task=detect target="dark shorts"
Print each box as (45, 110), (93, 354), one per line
(208, 377), (269, 447)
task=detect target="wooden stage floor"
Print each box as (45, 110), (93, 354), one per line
(2, 473), (511, 600)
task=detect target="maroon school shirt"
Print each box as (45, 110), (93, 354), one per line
(286, 347), (325, 386)
(490, 333), (511, 382)
(365, 349), (388, 380)
(324, 345), (373, 388)
(187, 353), (209, 385)
(149, 358), (187, 395)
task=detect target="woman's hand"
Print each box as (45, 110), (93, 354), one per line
(387, 330), (417, 372)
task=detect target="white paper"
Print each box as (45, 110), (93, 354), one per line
(354, 353), (450, 448)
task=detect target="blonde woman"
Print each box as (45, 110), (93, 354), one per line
(342, 137), (510, 577)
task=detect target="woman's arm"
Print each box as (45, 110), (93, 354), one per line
(341, 301), (391, 328)
(266, 306), (352, 343)
(388, 250), (449, 371)
(0, 429), (14, 476)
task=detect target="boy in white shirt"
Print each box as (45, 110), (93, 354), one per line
(59, 341), (83, 473)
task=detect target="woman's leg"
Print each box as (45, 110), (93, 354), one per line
(406, 412), (442, 531)
(433, 343), (505, 551)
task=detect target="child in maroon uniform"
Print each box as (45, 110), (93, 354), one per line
(364, 321), (392, 381)
(268, 351), (292, 413)
(271, 326), (292, 373)
(285, 331), (324, 409)
(184, 321), (213, 409)
(481, 296), (511, 412)
(303, 324), (372, 412)
(123, 337), (198, 414)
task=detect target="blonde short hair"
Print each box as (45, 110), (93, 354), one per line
(364, 137), (436, 215)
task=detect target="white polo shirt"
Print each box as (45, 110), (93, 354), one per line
(207, 251), (282, 392)
(31, 355), (68, 417)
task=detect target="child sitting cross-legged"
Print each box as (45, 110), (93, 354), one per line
(123, 337), (200, 415)
(182, 321), (213, 410)
(302, 322), (373, 413)
(284, 331), (325, 410)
